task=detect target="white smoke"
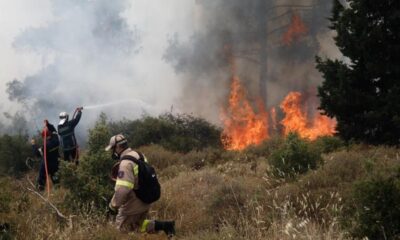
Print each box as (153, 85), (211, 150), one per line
(0, 0), (195, 137)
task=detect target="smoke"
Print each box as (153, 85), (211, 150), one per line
(2, 0), (194, 139)
(1, 0), (342, 141)
(164, 0), (340, 123)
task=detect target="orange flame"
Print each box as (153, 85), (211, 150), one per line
(282, 12), (308, 46)
(221, 77), (269, 150)
(280, 92), (336, 140)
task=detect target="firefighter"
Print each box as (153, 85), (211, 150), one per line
(57, 107), (82, 163)
(105, 134), (175, 236)
(32, 122), (60, 191)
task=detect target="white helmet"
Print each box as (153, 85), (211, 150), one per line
(59, 112), (69, 125)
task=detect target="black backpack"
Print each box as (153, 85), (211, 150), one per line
(121, 152), (161, 204)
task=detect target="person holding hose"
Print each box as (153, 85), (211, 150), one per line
(32, 121), (60, 191)
(57, 107), (83, 164)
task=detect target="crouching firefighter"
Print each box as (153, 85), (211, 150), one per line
(105, 134), (175, 237)
(32, 121), (60, 191)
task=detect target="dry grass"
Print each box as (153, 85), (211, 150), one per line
(2, 145), (399, 239)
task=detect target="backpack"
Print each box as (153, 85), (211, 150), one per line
(121, 152), (161, 204)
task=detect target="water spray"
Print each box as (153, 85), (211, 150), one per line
(82, 98), (157, 111)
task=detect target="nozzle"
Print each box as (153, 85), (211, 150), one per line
(76, 106), (83, 111)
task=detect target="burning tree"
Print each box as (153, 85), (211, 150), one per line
(165, 0), (337, 150)
(317, 0), (400, 145)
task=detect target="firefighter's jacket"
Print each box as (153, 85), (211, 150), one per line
(111, 148), (150, 215)
(33, 133), (60, 161)
(57, 111), (82, 151)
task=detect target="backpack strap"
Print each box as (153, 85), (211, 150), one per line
(121, 152), (146, 177)
(121, 151), (144, 163)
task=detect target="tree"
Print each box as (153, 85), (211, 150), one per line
(59, 113), (113, 210)
(317, 0), (400, 145)
(164, 0), (331, 108)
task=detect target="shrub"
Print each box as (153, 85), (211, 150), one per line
(244, 136), (284, 159)
(311, 136), (345, 154)
(109, 113), (222, 153)
(0, 178), (12, 215)
(0, 134), (31, 177)
(59, 114), (114, 210)
(269, 133), (321, 178)
(344, 169), (400, 239)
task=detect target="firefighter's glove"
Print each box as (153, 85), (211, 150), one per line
(107, 202), (118, 216)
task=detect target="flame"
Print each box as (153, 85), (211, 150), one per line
(282, 12), (308, 46)
(221, 76), (269, 150)
(280, 92), (336, 140)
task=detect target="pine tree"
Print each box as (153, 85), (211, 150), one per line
(317, 0), (400, 145)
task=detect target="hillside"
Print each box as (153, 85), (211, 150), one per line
(1, 136), (399, 239)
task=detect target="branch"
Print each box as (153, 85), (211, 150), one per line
(26, 177), (68, 221)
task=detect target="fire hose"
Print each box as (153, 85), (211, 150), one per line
(43, 125), (51, 197)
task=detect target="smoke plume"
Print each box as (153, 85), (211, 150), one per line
(2, 0), (342, 140)
(3, 0), (193, 139)
(164, 0), (341, 123)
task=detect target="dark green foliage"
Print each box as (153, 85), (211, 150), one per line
(86, 113), (111, 155)
(0, 134), (31, 177)
(244, 136), (284, 159)
(311, 136), (345, 154)
(269, 133), (321, 178)
(109, 113), (222, 153)
(59, 114), (114, 210)
(316, 0), (400, 145)
(0, 178), (12, 214)
(344, 170), (400, 239)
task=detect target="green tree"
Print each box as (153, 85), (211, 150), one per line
(59, 113), (113, 210)
(317, 0), (400, 145)
(0, 134), (31, 177)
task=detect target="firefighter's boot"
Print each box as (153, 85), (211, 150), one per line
(154, 220), (175, 236)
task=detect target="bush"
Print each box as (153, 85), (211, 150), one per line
(109, 113), (222, 153)
(0, 134), (31, 177)
(311, 136), (345, 154)
(344, 169), (400, 239)
(244, 136), (284, 159)
(269, 133), (321, 178)
(59, 114), (114, 210)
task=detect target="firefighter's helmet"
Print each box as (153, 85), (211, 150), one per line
(59, 112), (69, 125)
